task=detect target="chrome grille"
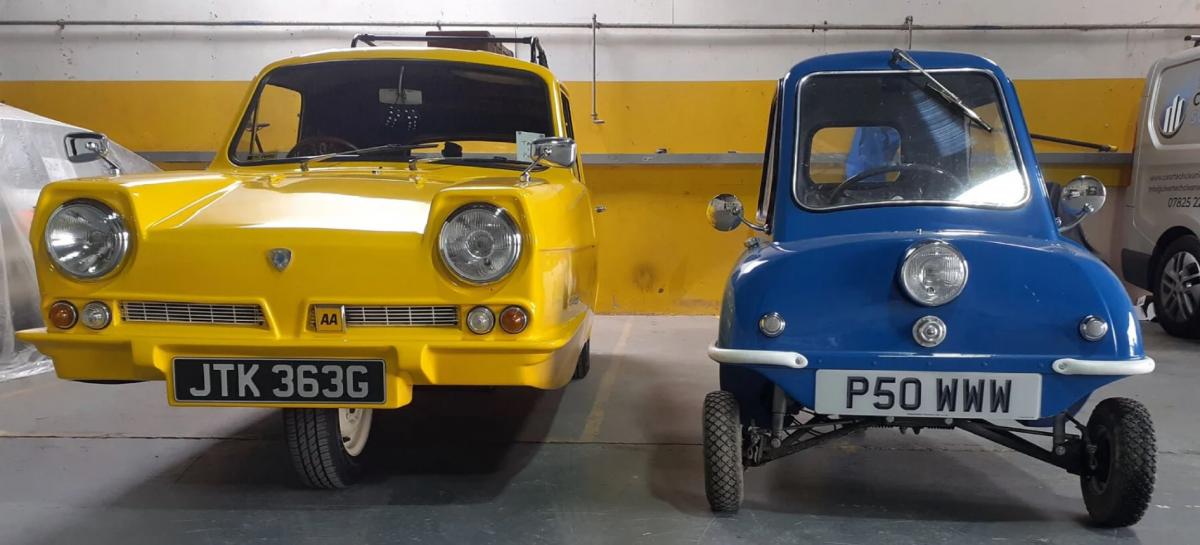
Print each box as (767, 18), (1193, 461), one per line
(119, 301), (265, 326)
(310, 305), (460, 328)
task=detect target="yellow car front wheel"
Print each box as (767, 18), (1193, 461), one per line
(283, 407), (374, 488)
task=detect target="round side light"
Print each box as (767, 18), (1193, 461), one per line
(759, 312), (786, 337)
(1079, 315), (1109, 342)
(499, 306), (529, 334)
(466, 306), (495, 335)
(49, 301), (78, 329)
(80, 301), (112, 330)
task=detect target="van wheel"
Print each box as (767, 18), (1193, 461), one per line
(703, 390), (745, 513)
(1080, 398), (1156, 528)
(283, 407), (373, 489)
(1154, 235), (1200, 338)
(572, 340), (591, 380)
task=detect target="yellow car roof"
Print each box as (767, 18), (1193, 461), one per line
(257, 46), (559, 83)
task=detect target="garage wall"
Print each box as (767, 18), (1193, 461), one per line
(0, 1), (1194, 313)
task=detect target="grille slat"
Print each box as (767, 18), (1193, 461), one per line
(310, 305), (459, 328)
(120, 301), (265, 326)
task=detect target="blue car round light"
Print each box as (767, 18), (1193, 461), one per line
(900, 240), (968, 306)
(759, 312), (786, 337)
(1079, 315), (1109, 341)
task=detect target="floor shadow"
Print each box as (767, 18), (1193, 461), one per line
(20, 385), (564, 545)
(635, 354), (1081, 524)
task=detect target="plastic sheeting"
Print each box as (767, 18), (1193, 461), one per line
(0, 104), (159, 381)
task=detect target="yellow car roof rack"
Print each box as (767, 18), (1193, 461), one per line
(349, 32), (549, 68)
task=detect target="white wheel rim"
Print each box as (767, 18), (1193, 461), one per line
(338, 408), (373, 457)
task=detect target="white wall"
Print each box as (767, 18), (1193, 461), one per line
(0, 0), (1196, 82)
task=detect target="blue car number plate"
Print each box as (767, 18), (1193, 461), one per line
(814, 370), (1041, 419)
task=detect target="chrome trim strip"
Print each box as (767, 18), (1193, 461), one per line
(136, 151), (1132, 167)
(585, 153), (761, 165)
(788, 68), (1034, 212)
(1051, 357), (1155, 376)
(138, 151), (216, 163)
(708, 343), (808, 368)
(1041, 152), (1132, 166)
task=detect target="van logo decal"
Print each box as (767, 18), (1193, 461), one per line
(268, 248), (292, 272)
(1160, 94), (1186, 138)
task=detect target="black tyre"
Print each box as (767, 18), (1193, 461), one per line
(1153, 235), (1200, 338)
(1080, 398), (1156, 527)
(572, 340), (591, 380)
(283, 407), (373, 489)
(703, 390), (744, 513)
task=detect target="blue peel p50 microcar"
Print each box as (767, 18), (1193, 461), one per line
(703, 50), (1156, 527)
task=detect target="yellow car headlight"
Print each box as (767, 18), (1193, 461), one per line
(437, 203), (521, 284)
(44, 199), (129, 280)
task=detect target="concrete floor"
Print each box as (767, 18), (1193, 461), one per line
(0, 316), (1197, 544)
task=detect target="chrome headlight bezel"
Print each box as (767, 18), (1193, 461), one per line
(899, 239), (968, 307)
(44, 199), (130, 281)
(437, 203), (522, 285)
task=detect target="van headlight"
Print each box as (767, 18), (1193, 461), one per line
(44, 200), (129, 280)
(437, 203), (521, 284)
(900, 240), (967, 306)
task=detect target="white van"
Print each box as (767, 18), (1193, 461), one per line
(1122, 37), (1200, 337)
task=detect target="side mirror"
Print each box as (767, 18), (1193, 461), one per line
(1057, 175), (1106, 231)
(64, 132), (121, 175)
(529, 137), (577, 168)
(64, 132), (109, 163)
(519, 137), (576, 183)
(707, 194), (746, 232)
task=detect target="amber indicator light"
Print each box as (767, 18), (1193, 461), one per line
(499, 306), (529, 334)
(49, 301), (78, 329)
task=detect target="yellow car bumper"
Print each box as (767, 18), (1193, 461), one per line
(16, 311), (591, 409)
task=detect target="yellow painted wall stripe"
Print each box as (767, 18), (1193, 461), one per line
(0, 78), (1145, 155)
(0, 78), (1145, 314)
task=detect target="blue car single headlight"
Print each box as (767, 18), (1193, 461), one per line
(438, 203), (522, 285)
(900, 240), (968, 306)
(44, 199), (129, 280)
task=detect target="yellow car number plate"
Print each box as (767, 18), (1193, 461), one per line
(313, 305), (346, 332)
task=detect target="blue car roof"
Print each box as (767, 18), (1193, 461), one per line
(769, 49), (1055, 240)
(785, 50), (1007, 80)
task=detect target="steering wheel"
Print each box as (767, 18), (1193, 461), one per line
(828, 163), (965, 204)
(287, 137), (357, 158)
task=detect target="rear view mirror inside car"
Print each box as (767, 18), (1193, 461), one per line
(379, 88), (423, 105)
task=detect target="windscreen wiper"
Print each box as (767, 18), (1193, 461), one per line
(298, 143), (437, 172)
(428, 156), (538, 172)
(891, 49), (994, 133)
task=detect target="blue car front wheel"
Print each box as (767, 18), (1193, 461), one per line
(703, 390), (744, 513)
(1080, 397), (1156, 527)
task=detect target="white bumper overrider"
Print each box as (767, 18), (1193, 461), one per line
(1051, 357), (1156, 376)
(708, 343), (808, 369)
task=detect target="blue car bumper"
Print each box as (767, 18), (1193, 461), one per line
(710, 343), (1154, 421)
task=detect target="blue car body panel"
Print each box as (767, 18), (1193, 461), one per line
(715, 50), (1146, 425)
